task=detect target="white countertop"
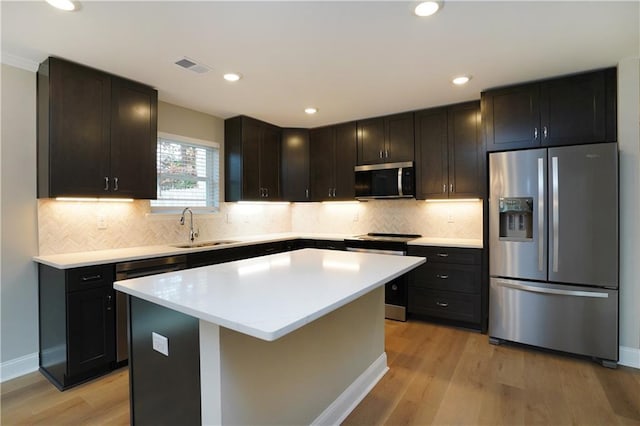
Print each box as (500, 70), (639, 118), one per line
(114, 248), (425, 341)
(33, 232), (482, 269)
(409, 237), (483, 249)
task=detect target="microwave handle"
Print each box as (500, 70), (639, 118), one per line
(397, 167), (403, 197)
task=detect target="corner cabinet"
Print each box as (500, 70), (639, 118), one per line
(37, 57), (157, 199)
(414, 101), (484, 199)
(225, 116), (282, 201)
(356, 112), (414, 165)
(407, 246), (483, 330)
(483, 68), (616, 152)
(309, 122), (357, 201)
(39, 264), (116, 390)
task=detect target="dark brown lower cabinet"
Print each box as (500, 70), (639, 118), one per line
(39, 264), (116, 390)
(407, 246), (483, 330)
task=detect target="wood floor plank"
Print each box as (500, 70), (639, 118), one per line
(2, 320), (639, 426)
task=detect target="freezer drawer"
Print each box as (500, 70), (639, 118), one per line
(489, 278), (618, 361)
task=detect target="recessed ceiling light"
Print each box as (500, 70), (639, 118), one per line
(305, 107), (318, 115)
(223, 73), (242, 82)
(46, 0), (75, 11)
(414, 1), (441, 17)
(452, 75), (471, 85)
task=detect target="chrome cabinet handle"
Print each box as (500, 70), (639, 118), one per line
(391, 284), (398, 291)
(265, 188), (269, 198)
(436, 301), (449, 307)
(543, 126), (548, 139)
(436, 274), (449, 279)
(81, 274), (102, 282)
(305, 188), (309, 199)
(328, 188), (332, 197)
(450, 183), (454, 193)
(534, 127), (539, 140)
(104, 177), (109, 191)
(106, 295), (113, 311)
(436, 253), (449, 257)
(385, 149), (389, 158)
(379, 150), (383, 159)
(113, 177), (119, 191)
(443, 184), (447, 193)
(332, 188), (336, 197)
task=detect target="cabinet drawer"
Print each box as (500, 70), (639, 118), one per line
(67, 265), (114, 292)
(408, 288), (480, 323)
(408, 246), (481, 265)
(409, 263), (480, 294)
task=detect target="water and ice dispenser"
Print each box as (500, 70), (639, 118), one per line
(498, 197), (533, 240)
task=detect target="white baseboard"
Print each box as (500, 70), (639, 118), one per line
(619, 346), (640, 369)
(0, 352), (39, 383)
(312, 352), (389, 426)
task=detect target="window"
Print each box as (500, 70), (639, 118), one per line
(150, 133), (220, 211)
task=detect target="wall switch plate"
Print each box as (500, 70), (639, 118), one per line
(152, 332), (169, 356)
(97, 214), (107, 230)
(447, 210), (454, 223)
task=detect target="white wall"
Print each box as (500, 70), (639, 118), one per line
(0, 64), (39, 380)
(617, 57), (640, 366)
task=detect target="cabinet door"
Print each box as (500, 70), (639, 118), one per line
(67, 286), (115, 377)
(281, 129), (310, 201)
(414, 107), (448, 199)
(309, 127), (336, 201)
(483, 84), (540, 152)
(540, 71), (606, 147)
(333, 122), (357, 199)
(259, 124), (281, 199)
(241, 117), (262, 200)
(357, 117), (385, 164)
(110, 77), (158, 199)
(448, 101), (484, 198)
(385, 112), (414, 162)
(47, 58), (111, 197)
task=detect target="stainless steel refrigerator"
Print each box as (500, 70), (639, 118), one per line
(488, 143), (618, 367)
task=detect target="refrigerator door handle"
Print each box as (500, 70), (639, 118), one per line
(493, 279), (609, 299)
(538, 157), (545, 272)
(551, 156), (559, 272)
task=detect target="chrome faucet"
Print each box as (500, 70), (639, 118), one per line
(179, 207), (199, 244)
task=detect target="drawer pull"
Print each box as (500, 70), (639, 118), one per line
(436, 274), (449, 279)
(436, 253), (449, 257)
(81, 274), (102, 282)
(436, 301), (449, 308)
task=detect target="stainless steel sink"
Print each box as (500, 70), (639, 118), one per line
(171, 240), (238, 249)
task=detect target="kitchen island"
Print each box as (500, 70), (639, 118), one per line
(114, 248), (424, 425)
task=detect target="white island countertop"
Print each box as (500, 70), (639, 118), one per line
(114, 248), (425, 341)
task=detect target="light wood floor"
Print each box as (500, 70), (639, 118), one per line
(2, 320), (639, 425)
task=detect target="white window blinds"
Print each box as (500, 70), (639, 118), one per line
(151, 135), (219, 209)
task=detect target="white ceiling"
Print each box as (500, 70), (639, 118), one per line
(2, 1), (638, 128)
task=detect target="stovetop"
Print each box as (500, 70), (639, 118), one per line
(346, 233), (422, 243)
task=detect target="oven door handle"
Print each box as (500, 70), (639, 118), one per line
(346, 247), (406, 256)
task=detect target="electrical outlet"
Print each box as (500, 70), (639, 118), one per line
(447, 210), (454, 223)
(97, 214), (107, 230)
(152, 332), (169, 356)
(353, 212), (359, 222)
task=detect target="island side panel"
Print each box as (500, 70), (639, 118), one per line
(128, 296), (201, 425)
(217, 287), (385, 425)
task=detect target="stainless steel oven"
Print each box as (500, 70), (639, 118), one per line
(344, 233), (421, 321)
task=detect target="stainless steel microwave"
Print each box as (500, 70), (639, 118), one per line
(354, 162), (415, 199)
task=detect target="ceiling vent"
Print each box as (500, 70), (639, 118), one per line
(174, 57), (211, 74)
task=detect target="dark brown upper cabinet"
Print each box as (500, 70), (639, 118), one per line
(281, 128), (310, 202)
(225, 116), (282, 202)
(483, 68), (616, 152)
(309, 122), (357, 201)
(356, 112), (414, 165)
(37, 57), (157, 199)
(415, 101), (484, 199)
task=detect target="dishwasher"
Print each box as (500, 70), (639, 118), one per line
(115, 255), (187, 364)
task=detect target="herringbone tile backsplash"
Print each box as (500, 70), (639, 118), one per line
(38, 199), (482, 255)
